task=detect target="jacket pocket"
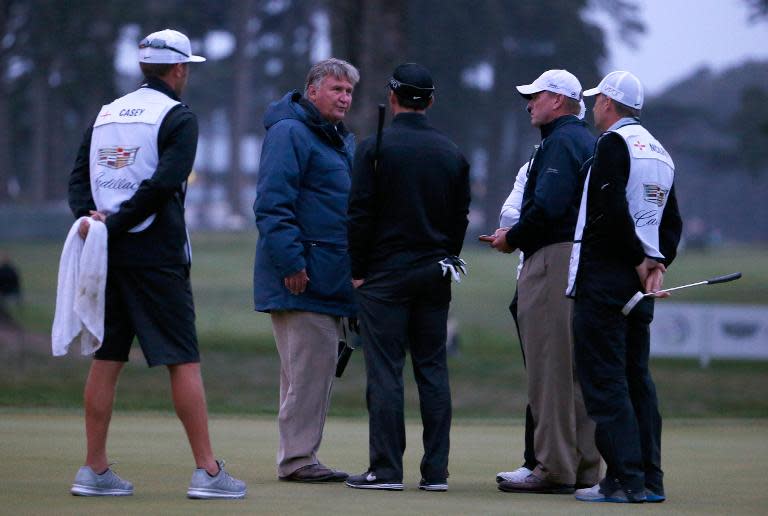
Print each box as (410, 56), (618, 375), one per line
(304, 243), (353, 304)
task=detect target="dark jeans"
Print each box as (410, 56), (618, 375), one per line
(509, 290), (537, 471)
(573, 296), (664, 495)
(356, 263), (452, 483)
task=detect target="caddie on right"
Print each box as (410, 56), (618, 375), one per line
(567, 71), (683, 503)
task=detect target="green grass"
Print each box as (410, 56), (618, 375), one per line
(2, 325), (767, 418)
(1, 233), (767, 418)
(1, 412), (766, 515)
(6, 233), (768, 337)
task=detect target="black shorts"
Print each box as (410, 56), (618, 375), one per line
(95, 265), (199, 367)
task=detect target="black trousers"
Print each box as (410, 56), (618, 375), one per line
(509, 290), (537, 470)
(356, 263), (451, 483)
(573, 295), (664, 495)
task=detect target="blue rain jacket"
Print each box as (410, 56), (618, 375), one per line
(252, 91), (356, 317)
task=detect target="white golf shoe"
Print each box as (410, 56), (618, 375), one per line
(495, 466), (533, 483)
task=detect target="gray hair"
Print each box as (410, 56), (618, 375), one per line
(304, 58), (360, 95)
(563, 96), (582, 116)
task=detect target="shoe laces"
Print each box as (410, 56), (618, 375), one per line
(213, 460), (242, 488)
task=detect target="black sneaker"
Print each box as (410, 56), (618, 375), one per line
(418, 479), (448, 492)
(345, 471), (403, 491)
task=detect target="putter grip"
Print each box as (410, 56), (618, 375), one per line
(706, 272), (742, 285)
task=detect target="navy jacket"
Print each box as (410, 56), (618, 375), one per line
(252, 91), (356, 317)
(505, 115), (595, 257)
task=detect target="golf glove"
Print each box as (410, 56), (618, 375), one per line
(439, 256), (468, 283)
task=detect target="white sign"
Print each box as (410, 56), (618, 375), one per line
(651, 303), (768, 366)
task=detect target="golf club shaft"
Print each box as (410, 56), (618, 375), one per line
(644, 281), (707, 297)
(374, 104), (385, 171)
(643, 272), (742, 297)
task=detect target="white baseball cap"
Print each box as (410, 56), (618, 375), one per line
(516, 69), (582, 101)
(139, 29), (206, 64)
(583, 71), (644, 109)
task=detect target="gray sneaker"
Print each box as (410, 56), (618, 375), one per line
(71, 465), (133, 496)
(187, 460), (247, 499)
(575, 483), (646, 503)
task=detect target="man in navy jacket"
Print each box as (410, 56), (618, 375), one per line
(490, 70), (600, 494)
(253, 58), (358, 483)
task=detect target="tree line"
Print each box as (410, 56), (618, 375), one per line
(0, 1), (641, 221)
(1, 0), (766, 240)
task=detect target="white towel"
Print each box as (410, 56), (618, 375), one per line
(51, 217), (108, 356)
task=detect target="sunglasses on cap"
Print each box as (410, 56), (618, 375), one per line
(139, 38), (189, 58)
(388, 78), (434, 94)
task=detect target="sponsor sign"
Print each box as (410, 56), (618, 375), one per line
(651, 303), (768, 366)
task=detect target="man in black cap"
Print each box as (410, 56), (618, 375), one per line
(345, 63), (471, 492)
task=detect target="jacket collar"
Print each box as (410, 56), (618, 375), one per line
(292, 91), (351, 149)
(606, 116), (641, 132)
(540, 114), (580, 139)
(140, 77), (182, 103)
(391, 111), (429, 128)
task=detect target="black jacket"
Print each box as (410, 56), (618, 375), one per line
(68, 78), (197, 267)
(348, 112), (471, 279)
(505, 115), (595, 257)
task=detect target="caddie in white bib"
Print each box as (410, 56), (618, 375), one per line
(89, 87), (180, 232)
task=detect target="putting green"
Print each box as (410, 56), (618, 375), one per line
(1, 412), (765, 515)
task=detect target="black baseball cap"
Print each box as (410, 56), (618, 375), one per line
(388, 63), (434, 101)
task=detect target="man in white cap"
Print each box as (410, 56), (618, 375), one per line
(568, 71), (682, 503)
(494, 100), (588, 487)
(68, 29), (246, 499)
(489, 70), (600, 494)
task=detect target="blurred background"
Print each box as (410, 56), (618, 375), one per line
(0, 0), (766, 418)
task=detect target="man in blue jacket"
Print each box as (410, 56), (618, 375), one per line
(490, 70), (600, 494)
(253, 58), (358, 483)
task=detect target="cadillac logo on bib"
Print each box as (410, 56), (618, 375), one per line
(97, 146), (140, 169)
(643, 183), (669, 207)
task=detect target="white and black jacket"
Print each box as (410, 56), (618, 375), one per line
(566, 118), (683, 306)
(69, 78), (197, 267)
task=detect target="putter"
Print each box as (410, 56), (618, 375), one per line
(621, 272), (742, 316)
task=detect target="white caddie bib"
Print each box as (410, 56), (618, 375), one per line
(615, 123), (674, 258)
(567, 121), (675, 296)
(89, 87), (180, 232)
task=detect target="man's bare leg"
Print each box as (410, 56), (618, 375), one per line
(168, 362), (218, 475)
(84, 360), (124, 473)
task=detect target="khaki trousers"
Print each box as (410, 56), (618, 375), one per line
(271, 310), (340, 477)
(517, 242), (601, 486)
